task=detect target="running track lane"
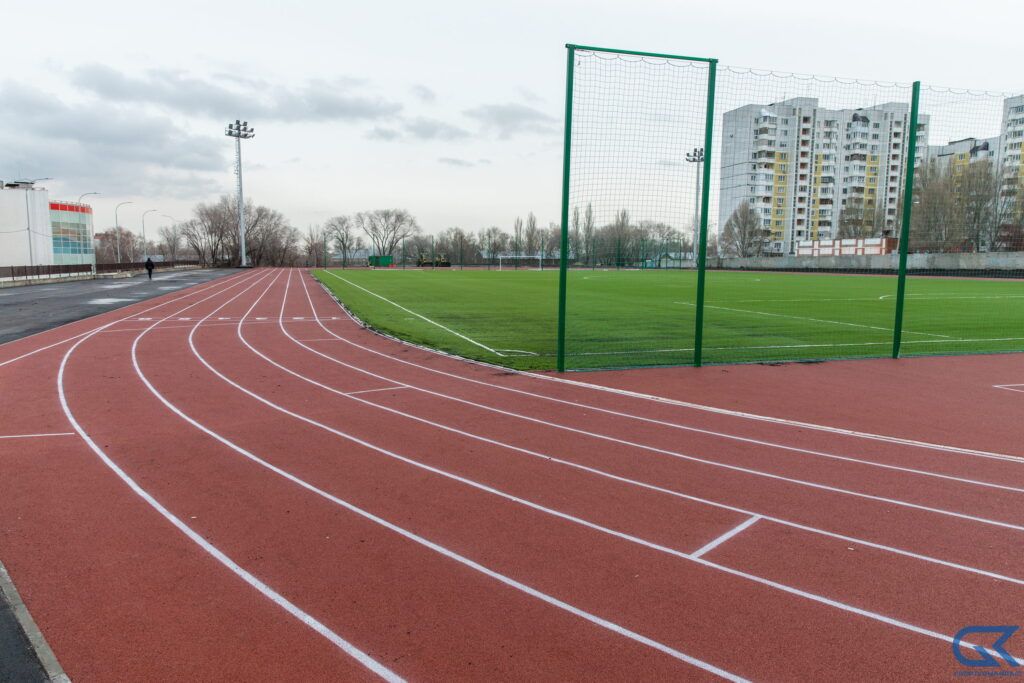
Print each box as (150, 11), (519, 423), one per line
(149, 270), (1012, 677)
(0, 267), (1020, 679)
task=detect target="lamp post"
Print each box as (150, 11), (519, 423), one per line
(78, 192), (100, 270)
(140, 209), (157, 261)
(225, 119), (255, 267)
(686, 147), (705, 258)
(113, 201), (133, 265)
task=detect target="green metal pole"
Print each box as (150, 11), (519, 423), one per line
(692, 59), (717, 367)
(556, 46), (575, 372)
(892, 81), (921, 359)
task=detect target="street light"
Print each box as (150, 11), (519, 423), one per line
(114, 201), (133, 264)
(77, 192), (100, 270)
(686, 147), (705, 257)
(140, 209), (157, 261)
(225, 119), (255, 267)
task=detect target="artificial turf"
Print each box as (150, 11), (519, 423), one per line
(312, 267), (1024, 371)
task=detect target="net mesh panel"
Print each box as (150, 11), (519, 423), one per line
(902, 86), (1024, 357)
(565, 49), (710, 370)
(703, 69), (917, 364)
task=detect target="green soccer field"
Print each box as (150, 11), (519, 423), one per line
(312, 268), (1024, 371)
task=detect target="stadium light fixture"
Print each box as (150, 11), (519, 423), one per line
(225, 119), (255, 267)
(685, 147), (705, 257)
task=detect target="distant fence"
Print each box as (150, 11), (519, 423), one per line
(95, 260), (201, 273)
(1, 261), (203, 282)
(0, 264), (93, 280)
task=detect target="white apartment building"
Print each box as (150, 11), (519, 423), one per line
(720, 98), (928, 256)
(1000, 95), (1024, 205)
(924, 136), (999, 170)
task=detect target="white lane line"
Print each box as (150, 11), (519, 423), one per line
(323, 271), (506, 357)
(677, 301), (952, 338)
(304, 313), (1024, 489)
(229, 273), (1022, 664)
(345, 386), (409, 397)
(310, 274), (1024, 465)
(137, 271), (747, 682)
(0, 432), (74, 440)
(0, 274), (251, 369)
(63, 271), (403, 682)
(291, 275), (1024, 587)
(301, 286), (1024, 516)
(994, 384), (1024, 394)
(690, 517), (761, 559)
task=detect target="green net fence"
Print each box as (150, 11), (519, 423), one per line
(901, 86), (1024, 357)
(315, 45), (1024, 373)
(558, 44), (1024, 370)
(562, 47), (712, 369)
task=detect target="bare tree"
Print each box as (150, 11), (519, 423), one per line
(720, 201), (768, 258)
(524, 212), (539, 255)
(354, 209), (419, 257)
(325, 215), (359, 267)
(569, 206), (582, 262)
(512, 216), (524, 257)
(582, 203), (595, 265)
(157, 224), (183, 261)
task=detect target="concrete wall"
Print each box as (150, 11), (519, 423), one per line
(0, 188), (53, 267)
(710, 251), (1024, 273)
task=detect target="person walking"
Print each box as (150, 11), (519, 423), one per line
(145, 257), (155, 280)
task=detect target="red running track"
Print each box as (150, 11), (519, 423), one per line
(1, 267), (1022, 681)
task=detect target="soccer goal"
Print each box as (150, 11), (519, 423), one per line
(497, 254), (543, 270)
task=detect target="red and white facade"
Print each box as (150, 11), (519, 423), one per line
(795, 237), (897, 257)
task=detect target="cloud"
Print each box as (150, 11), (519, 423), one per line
(403, 117), (470, 140)
(463, 103), (559, 139)
(410, 84), (437, 103)
(0, 81), (227, 198)
(366, 117), (471, 142)
(72, 64), (402, 123)
(517, 87), (544, 104)
(366, 126), (401, 141)
(438, 157), (475, 167)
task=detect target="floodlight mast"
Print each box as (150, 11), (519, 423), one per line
(685, 147), (705, 257)
(225, 119), (255, 267)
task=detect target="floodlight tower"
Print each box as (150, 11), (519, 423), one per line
(685, 147), (704, 257)
(225, 119), (255, 267)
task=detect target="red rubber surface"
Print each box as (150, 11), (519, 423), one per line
(1, 267), (1022, 681)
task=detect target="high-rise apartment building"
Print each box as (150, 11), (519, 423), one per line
(719, 98), (928, 255)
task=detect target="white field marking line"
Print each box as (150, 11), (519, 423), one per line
(676, 301), (951, 339)
(299, 284), (1024, 496)
(289, 274), (1024, 587)
(323, 271), (505, 357)
(59, 278), (403, 683)
(345, 386), (409, 397)
(0, 273), (250, 368)
(230, 275), (1024, 663)
(139, 274), (748, 682)
(879, 294), (1024, 300)
(0, 432), (74, 440)
(311, 273), (1024, 465)
(994, 384), (1024, 394)
(690, 516), (761, 560)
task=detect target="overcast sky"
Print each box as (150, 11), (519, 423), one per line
(2, 0), (1021, 237)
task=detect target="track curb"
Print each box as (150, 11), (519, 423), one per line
(0, 560), (70, 682)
